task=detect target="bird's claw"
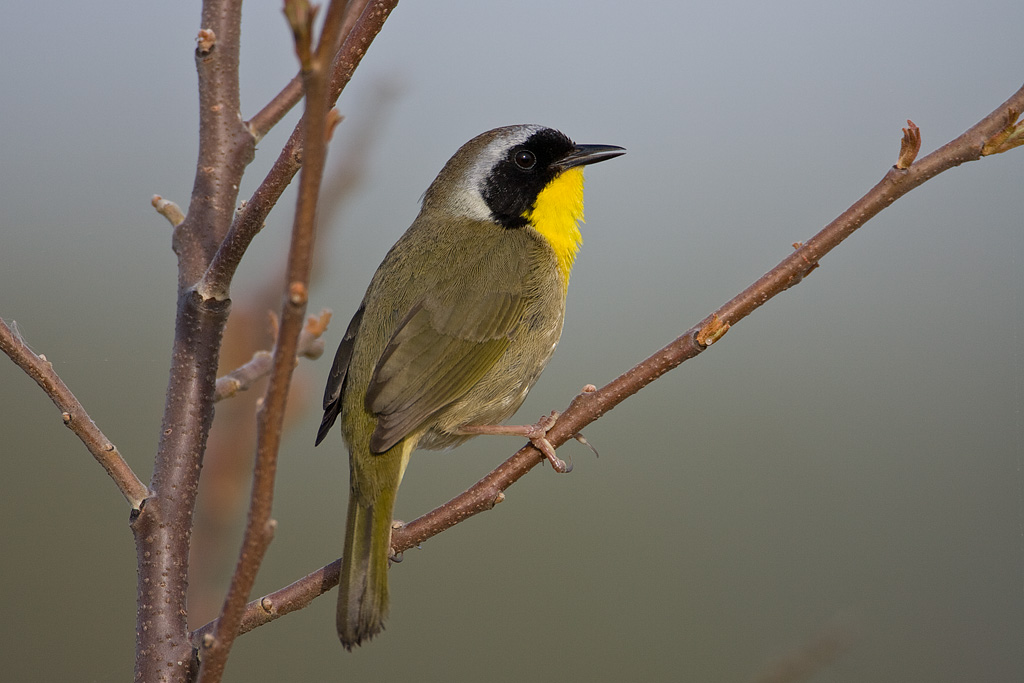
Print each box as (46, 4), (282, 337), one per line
(524, 412), (571, 473)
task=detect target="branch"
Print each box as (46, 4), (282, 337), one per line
(0, 318), (149, 509)
(213, 310), (331, 402)
(172, 5), (255, 289)
(189, 80), (1024, 639)
(195, 2), (350, 680)
(191, 558), (342, 643)
(246, 0), (372, 142)
(134, 2), (251, 680)
(400, 80), (1024, 549)
(198, 0), (399, 301)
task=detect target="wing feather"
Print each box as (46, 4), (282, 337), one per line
(315, 304), (365, 446)
(365, 291), (526, 452)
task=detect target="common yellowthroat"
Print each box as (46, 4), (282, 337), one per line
(316, 124), (623, 649)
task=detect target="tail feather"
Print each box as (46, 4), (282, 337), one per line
(337, 480), (398, 649)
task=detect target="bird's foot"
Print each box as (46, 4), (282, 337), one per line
(457, 411), (571, 473)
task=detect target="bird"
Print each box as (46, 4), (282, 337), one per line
(315, 124), (624, 649)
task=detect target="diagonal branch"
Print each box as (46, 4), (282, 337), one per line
(397, 79), (1024, 550)
(191, 558), (342, 644)
(0, 318), (149, 509)
(190, 80), (1024, 641)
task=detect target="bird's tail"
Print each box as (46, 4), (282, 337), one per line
(337, 443), (410, 649)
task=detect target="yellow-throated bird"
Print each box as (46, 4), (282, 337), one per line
(316, 124), (623, 649)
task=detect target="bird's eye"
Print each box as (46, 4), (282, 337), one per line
(513, 149), (536, 170)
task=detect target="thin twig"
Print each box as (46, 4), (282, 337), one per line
(246, 0), (372, 142)
(152, 195), (186, 227)
(0, 318), (150, 509)
(191, 558), (342, 643)
(194, 3), (351, 680)
(189, 81), (1024, 639)
(213, 310), (331, 401)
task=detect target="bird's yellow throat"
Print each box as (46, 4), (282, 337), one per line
(524, 167), (585, 291)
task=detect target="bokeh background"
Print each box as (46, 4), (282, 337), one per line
(2, 1), (1022, 681)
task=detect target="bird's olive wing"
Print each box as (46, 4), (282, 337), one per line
(365, 291), (526, 453)
(315, 304), (365, 446)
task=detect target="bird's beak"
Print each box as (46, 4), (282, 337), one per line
(554, 144), (626, 170)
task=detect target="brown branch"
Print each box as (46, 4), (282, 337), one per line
(213, 310), (331, 402)
(247, 0), (372, 141)
(194, 2), (351, 680)
(134, 1), (252, 681)
(135, 291), (230, 683)
(198, 0), (399, 301)
(172, 7), (255, 289)
(250, 75), (304, 143)
(0, 2), (399, 680)
(191, 558), (343, 643)
(0, 318), (150, 509)
(190, 80), (1024, 640)
(394, 82), (1024, 550)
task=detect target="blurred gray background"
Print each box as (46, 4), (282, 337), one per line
(2, 1), (1022, 681)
